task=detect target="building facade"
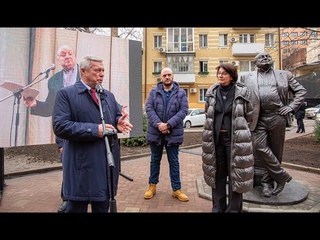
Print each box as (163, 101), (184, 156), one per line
(281, 27), (319, 72)
(142, 27), (280, 109)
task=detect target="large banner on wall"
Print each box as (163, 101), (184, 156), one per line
(0, 28), (142, 148)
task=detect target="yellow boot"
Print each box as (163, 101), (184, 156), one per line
(172, 189), (189, 202)
(144, 184), (157, 199)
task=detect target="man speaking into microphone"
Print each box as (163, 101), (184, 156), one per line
(52, 55), (133, 213)
(24, 45), (80, 117)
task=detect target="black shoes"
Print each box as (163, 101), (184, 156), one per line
(57, 200), (67, 213)
(272, 176), (293, 196)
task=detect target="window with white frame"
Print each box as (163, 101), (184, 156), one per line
(239, 61), (256, 72)
(153, 62), (162, 73)
(199, 88), (207, 102)
(167, 28), (194, 52)
(154, 36), (162, 49)
(167, 55), (194, 73)
(199, 34), (208, 48)
(239, 34), (255, 43)
(265, 33), (274, 47)
(199, 61), (208, 72)
(219, 34), (228, 46)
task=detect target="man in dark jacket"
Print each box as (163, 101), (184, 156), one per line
(239, 52), (307, 197)
(24, 45), (80, 117)
(52, 55), (133, 212)
(144, 67), (189, 202)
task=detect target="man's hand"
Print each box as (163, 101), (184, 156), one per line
(23, 96), (37, 108)
(157, 122), (170, 134)
(279, 106), (293, 115)
(117, 115), (133, 135)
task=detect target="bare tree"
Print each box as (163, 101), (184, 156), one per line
(64, 27), (143, 41)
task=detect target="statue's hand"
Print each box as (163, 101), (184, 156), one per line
(279, 106), (293, 115)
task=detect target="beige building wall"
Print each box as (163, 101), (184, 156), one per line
(142, 27), (280, 109)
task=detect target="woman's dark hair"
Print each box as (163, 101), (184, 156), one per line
(215, 63), (238, 84)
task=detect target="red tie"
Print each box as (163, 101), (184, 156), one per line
(90, 88), (99, 105)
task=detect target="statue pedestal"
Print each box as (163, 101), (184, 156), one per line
(244, 179), (308, 205)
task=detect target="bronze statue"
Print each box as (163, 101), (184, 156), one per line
(239, 52), (307, 197)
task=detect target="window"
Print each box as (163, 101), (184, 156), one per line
(282, 41), (289, 46)
(167, 55), (194, 74)
(199, 61), (208, 72)
(154, 36), (162, 49)
(300, 31), (307, 36)
(290, 32), (298, 37)
(239, 34), (255, 43)
(199, 89), (207, 102)
(199, 34), (208, 48)
(282, 32), (289, 37)
(265, 33), (274, 47)
(153, 62), (162, 73)
(182, 88), (189, 99)
(291, 40), (298, 45)
(219, 34), (228, 46)
(167, 28), (194, 52)
(239, 61), (256, 72)
(310, 31), (318, 37)
(300, 40), (307, 45)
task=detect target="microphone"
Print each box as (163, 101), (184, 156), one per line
(40, 64), (56, 75)
(104, 128), (118, 136)
(96, 84), (104, 94)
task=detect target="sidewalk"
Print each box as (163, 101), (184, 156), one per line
(0, 120), (319, 213)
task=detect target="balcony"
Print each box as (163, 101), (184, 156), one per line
(232, 43), (264, 57)
(173, 73), (196, 84)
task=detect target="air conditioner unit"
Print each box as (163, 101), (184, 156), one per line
(159, 47), (166, 53)
(231, 61), (239, 66)
(229, 37), (237, 43)
(190, 88), (197, 93)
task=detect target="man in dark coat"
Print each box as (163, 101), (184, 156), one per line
(52, 55), (133, 212)
(24, 45), (80, 117)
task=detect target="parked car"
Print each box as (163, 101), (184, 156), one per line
(305, 104), (320, 119)
(315, 109), (320, 125)
(183, 108), (206, 129)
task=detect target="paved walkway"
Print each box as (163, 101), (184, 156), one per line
(0, 120), (319, 213)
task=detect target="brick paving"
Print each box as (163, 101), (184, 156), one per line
(0, 120), (319, 213)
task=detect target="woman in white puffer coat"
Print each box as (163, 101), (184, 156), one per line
(201, 63), (254, 213)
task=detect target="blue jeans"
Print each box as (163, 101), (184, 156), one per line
(149, 141), (181, 191)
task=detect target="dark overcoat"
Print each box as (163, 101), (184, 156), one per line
(52, 80), (122, 202)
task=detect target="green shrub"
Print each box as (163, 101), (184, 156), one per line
(314, 121), (320, 142)
(121, 112), (148, 147)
